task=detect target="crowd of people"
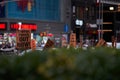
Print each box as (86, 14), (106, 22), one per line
(0, 31), (54, 53)
(1, 31), (115, 54)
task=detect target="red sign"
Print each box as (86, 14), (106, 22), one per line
(0, 22), (6, 29)
(96, 0), (100, 6)
(10, 23), (37, 30)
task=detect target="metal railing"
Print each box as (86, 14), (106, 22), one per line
(101, 0), (120, 5)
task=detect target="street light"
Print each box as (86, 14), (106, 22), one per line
(109, 6), (114, 10)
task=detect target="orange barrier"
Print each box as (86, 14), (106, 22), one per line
(31, 39), (36, 51)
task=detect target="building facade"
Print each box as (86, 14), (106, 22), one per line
(0, 0), (71, 37)
(1, 0), (120, 42)
(71, 0), (120, 42)
(71, 0), (97, 42)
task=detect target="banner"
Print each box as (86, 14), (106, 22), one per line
(44, 39), (54, 49)
(69, 33), (76, 47)
(61, 34), (68, 47)
(16, 30), (31, 50)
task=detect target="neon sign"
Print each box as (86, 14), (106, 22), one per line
(0, 22), (6, 30)
(10, 23), (37, 30)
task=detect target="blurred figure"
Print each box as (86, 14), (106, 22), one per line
(42, 32), (48, 44)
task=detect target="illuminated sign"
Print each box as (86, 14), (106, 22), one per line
(75, 19), (83, 26)
(10, 23), (37, 30)
(0, 22), (7, 30)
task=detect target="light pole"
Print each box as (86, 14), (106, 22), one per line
(98, 0), (103, 40)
